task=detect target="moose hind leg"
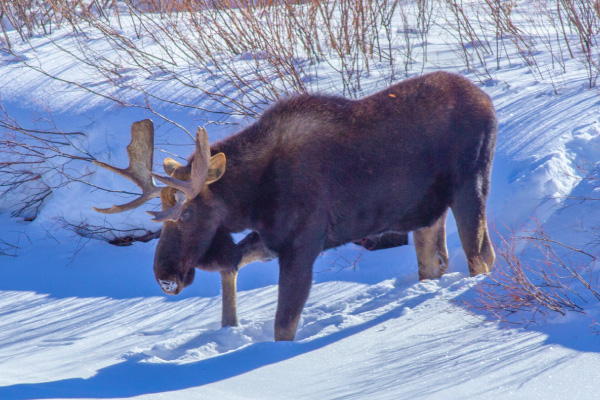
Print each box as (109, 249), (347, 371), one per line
(451, 180), (495, 276)
(414, 209), (449, 280)
(237, 231), (277, 267)
(354, 232), (409, 251)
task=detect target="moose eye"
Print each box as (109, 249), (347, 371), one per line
(180, 209), (193, 222)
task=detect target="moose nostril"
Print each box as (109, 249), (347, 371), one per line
(158, 279), (179, 294)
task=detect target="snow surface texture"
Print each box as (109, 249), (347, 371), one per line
(1, 4), (599, 400)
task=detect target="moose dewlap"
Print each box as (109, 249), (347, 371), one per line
(94, 71), (497, 341)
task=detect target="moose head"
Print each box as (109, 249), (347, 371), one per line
(93, 120), (229, 295)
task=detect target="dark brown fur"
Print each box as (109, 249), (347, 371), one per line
(154, 71), (497, 341)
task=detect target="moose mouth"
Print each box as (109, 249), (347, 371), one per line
(158, 279), (180, 295)
(156, 265), (195, 295)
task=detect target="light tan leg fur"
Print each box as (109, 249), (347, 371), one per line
(414, 210), (450, 280)
(220, 270), (239, 327)
(220, 232), (276, 327)
(451, 180), (495, 276)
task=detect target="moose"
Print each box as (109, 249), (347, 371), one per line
(94, 71), (497, 341)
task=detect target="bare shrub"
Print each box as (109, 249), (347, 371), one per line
(482, 0), (539, 72)
(55, 216), (160, 246)
(0, 103), (94, 220)
(0, 0), (116, 48)
(434, 0), (600, 88)
(4, 0), (600, 254)
(468, 221), (600, 328)
(3, 0), (600, 92)
(439, 0), (493, 81)
(0, 0), (414, 121)
(559, 0), (600, 88)
(0, 238), (19, 257)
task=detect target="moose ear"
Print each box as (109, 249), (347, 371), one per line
(163, 158), (191, 180)
(205, 153), (226, 185)
(163, 158), (181, 176)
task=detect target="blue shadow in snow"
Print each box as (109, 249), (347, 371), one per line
(454, 274), (600, 354)
(0, 289), (437, 399)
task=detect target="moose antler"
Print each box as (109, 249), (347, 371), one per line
(147, 127), (228, 223)
(145, 127), (212, 223)
(150, 127), (212, 200)
(146, 190), (187, 222)
(93, 119), (162, 214)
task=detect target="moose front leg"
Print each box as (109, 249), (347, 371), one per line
(220, 232), (276, 327)
(220, 270), (239, 327)
(274, 243), (320, 341)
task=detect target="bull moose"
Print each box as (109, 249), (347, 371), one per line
(94, 71), (497, 341)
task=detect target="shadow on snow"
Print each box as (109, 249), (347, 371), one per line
(0, 291), (426, 400)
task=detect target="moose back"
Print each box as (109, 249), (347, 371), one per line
(94, 71), (497, 341)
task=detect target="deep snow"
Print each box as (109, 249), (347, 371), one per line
(1, 3), (600, 400)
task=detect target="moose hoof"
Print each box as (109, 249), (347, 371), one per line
(274, 326), (297, 342)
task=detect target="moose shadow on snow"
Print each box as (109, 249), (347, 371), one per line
(1, 269), (596, 400)
(0, 281), (438, 400)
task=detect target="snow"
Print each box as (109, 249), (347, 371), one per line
(158, 280), (178, 294)
(1, 3), (600, 400)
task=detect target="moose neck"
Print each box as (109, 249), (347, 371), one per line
(208, 123), (272, 233)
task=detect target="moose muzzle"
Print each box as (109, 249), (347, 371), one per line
(158, 279), (180, 295)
